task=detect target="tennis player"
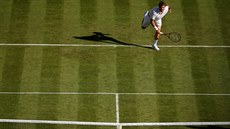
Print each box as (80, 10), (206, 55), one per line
(141, 1), (171, 50)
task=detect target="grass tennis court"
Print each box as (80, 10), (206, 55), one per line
(0, 0), (230, 129)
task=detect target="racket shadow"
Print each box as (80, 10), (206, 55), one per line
(74, 32), (152, 49)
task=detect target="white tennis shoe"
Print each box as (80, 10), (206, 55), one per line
(152, 44), (160, 51)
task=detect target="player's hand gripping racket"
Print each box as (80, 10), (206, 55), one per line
(160, 32), (181, 42)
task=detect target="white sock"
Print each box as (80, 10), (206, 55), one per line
(153, 40), (158, 46)
(152, 39), (160, 50)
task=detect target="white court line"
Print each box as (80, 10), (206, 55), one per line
(121, 122), (230, 126)
(0, 43), (230, 48)
(160, 45), (230, 48)
(0, 92), (230, 96)
(0, 119), (229, 126)
(115, 94), (120, 127)
(0, 119), (117, 126)
(0, 43), (120, 47)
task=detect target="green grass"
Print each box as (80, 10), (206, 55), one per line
(0, 0), (230, 129)
(0, 94), (116, 122)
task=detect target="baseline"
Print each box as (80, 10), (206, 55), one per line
(0, 119), (229, 127)
(0, 43), (230, 48)
(0, 92), (229, 96)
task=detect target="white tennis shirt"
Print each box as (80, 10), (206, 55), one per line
(148, 6), (169, 21)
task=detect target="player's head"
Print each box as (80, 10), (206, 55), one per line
(159, 1), (166, 12)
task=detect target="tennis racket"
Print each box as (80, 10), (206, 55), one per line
(160, 32), (181, 42)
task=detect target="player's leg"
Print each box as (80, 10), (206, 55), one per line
(152, 27), (161, 50)
(141, 18), (146, 29)
(141, 11), (151, 29)
(152, 20), (162, 50)
(155, 27), (161, 38)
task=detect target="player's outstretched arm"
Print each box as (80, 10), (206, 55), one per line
(151, 19), (161, 34)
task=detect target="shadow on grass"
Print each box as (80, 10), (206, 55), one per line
(74, 32), (152, 50)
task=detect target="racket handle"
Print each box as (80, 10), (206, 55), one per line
(160, 32), (164, 34)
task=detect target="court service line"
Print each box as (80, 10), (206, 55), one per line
(0, 119), (229, 126)
(0, 92), (229, 96)
(0, 119), (117, 126)
(121, 122), (230, 126)
(0, 43), (230, 48)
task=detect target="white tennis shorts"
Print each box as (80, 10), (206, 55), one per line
(142, 11), (162, 28)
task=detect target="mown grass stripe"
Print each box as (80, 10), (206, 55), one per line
(2, 0), (30, 90)
(0, 0), (30, 122)
(37, 0), (64, 126)
(215, 0), (230, 74)
(26, 0), (46, 44)
(0, 95), (20, 119)
(78, 0), (98, 90)
(7, 0), (30, 44)
(115, 4), (133, 92)
(37, 49), (61, 122)
(61, 0), (81, 92)
(76, 48), (100, 122)
(96, 0), (114, 32)
(60, 48), (80, 92)
(76, 94), (99, 122)
(198, 1), (230, 120)
(113, 0), (138, 123)
(116, 48), (137, 122)
(63, 0), (80, 44)
(182, 0), (219, 122)
(2, 0), (30, 91)
(215, 0), (230, 46)
(133, 51), (156, 93)
(113, 0), (131, 42)
(56, 95), (79, 123)
(16, 95), (39, 121)
(128, 0), (157, 103)
(77, 0), (99, 124)
(20, 47), (42, 91)
(129, 0), (150, 44)
(153, 52), (176, 122)
(97, 48), (117, 92)
(0, 0), (13, 43)
(80, 0), (97, 30)
(212, 96), (230, 121)
(39, 47), (61, 91)
(39, 0), (64, 91)
(0, 47), (4, 86)
(198, 0), (230, 93)
(77, 48), (99, 91)
(197, 0), (222, 45)
(44, 0), (64, 44)
(198, 0), (230, 121)
(168, 0), (199, 122)
(40, 0), (63, 90)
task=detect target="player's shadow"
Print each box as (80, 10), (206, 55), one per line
(73, 32), (152, 49)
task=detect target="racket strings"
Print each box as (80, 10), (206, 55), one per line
(169, 33), (181, 42)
